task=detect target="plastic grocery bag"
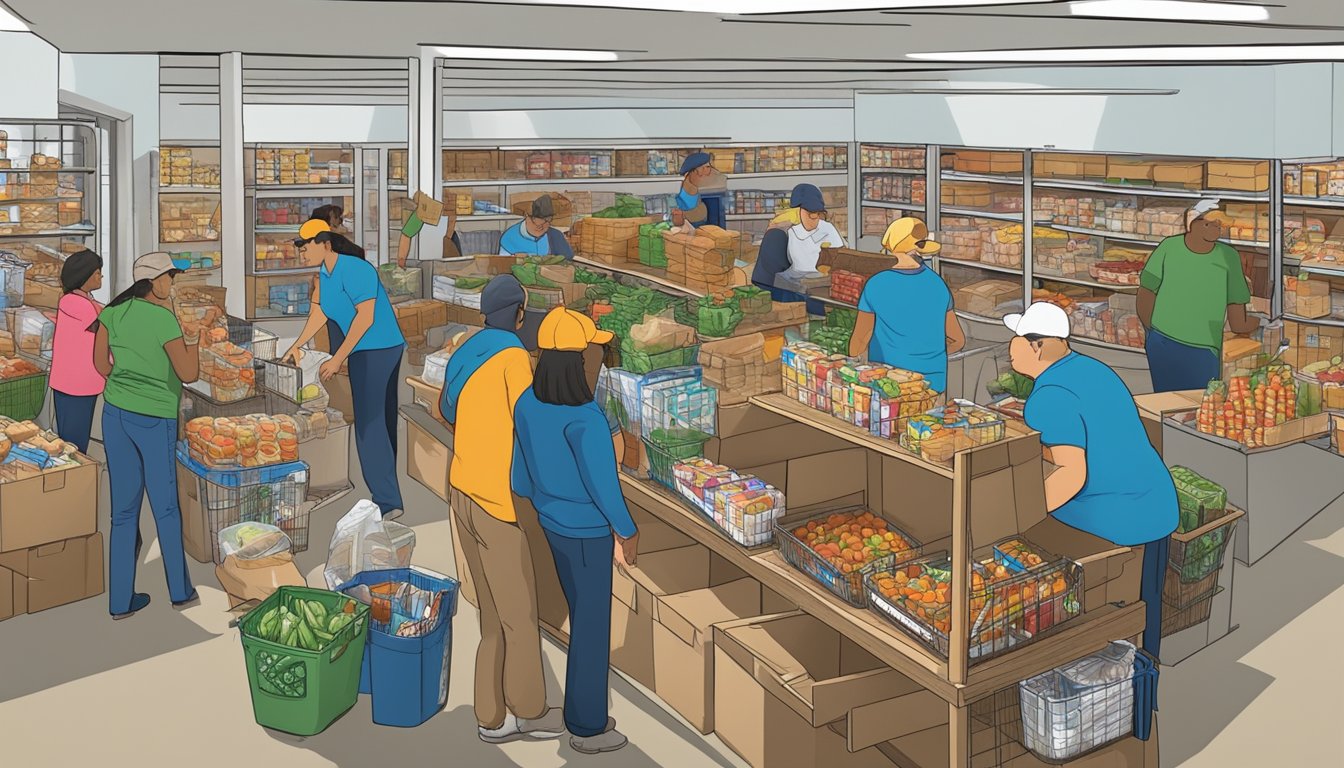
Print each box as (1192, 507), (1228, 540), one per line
(219, 522), (292, 561)
(323, 499), (404, 589)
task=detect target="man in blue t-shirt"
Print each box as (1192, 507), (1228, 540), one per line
(1005, 301), (1178, 659)
(849, 218), (964, 393)
(498, 195), (574, 259)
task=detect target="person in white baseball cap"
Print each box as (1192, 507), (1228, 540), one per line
(1005, 301), (1177, 661)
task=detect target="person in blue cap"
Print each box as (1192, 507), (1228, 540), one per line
(499, 195), (574, 259)
(673, 152), (714, 224)
(751, 183), (845, 315)
(1006, 301), (1178, 661)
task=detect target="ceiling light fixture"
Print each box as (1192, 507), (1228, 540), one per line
(909, 43), (1344, 63)
(480, 1), (1035, 13)
(434, 46), (620, 62)
(0, 3), (30, 32)
(1069, 0), (1271, 22)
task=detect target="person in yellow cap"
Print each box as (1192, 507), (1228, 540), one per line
(283, 219), (407, 520)
(849, 218), (965, 393)
(511, 306), (638, 755)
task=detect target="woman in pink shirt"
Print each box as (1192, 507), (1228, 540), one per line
(50, 249), (106, 453)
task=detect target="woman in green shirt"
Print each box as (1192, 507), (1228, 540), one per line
(93, 252), (203, 619)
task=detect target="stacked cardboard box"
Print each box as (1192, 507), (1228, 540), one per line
(665, 232), (734, 292)
(160, 147), (221, 188)
(1106, 157), (1155, 182)
(392, 298), (451, 347)
(859, 145), (925, 170)
(940, 182), (992, 208)
(1034, 152), (1107, 178)
(159, 197), (218, 243)
(950, 150), (1022, 175)
(698, 334), (780, 405)
(1207, 160), (1270, 193)
(955, 279), (1021, 317)
(0, 428), (102, 622)
(1152, 162), (1206, 188)
(573, 216), (656, 265)
(443, 150), (503, 180)
(1292, 161), (1344, 198)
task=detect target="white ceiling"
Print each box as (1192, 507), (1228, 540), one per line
(11, 0), (1344, 89)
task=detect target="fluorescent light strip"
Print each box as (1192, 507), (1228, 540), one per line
(910, 44), (1344, 62)
(1069, 0), (1271, 22)
(435, 46), (619, 62)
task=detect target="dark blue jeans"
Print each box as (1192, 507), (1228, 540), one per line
(52, 390), (98, 454)
(754, 281), (827, 317)
(1146, 328), (1220, 393)
(544, 530), (614, 738)
(1141, 536), (1170, 661)
(102, 403), (194, 614)
(328, 320), (404, 515)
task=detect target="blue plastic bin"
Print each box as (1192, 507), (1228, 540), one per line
(337, 567), (459, 727)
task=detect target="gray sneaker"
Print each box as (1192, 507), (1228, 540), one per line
(479, 709), (566, 744)
(571, 726), (627, 755)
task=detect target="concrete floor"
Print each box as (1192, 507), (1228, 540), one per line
(1, 385), (1341, 766)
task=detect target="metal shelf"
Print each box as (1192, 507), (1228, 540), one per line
(1071, 335), (1147, 353)
(252, 184), (354, 194)
(1034, 178), (1269, 203)
(0, 196), (79, 204)
(1284, 195), (1344, 210)
(725, 213), (777, 221)
(160, 237), (220, 245)
(937, 257), (1023, 277)
(0, 167), (96, 173)
(1284, 313), (1344, 328)
(1044, 225), (1167, 247)
(0, 228), (94, 239)
(441, 169), (848, 189)
(158, 186), (220, 195)
(454, 213), (521, 223)
(941, 171), (1023, 186)
(861, 200), (922, 210)
(1297, 262), (1344, 279)
(1034, 273), (1140, 292)
(254, 225), (302, 234)
(940, 207), (1024, 223)
(860, 167), (926, 176)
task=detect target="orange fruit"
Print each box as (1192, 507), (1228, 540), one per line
(861, 527), (875, 538)
(922, 591), (937, 603)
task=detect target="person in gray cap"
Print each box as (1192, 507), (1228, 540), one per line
(439, 274), (565, 744)
(751, 183), (845, 315)
(498, 195), (574, 259)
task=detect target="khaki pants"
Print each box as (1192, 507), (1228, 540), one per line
(451, 487), (548, 728)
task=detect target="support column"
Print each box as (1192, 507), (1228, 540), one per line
(219, 52), (245, 318)
(416, 47), (438, 198)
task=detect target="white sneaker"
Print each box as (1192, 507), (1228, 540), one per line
(479, 709), (566, 743)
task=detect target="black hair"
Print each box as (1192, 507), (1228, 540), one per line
(61, 249), (103, 294)
(533, 349), (593, 407)
(309, 205), (344, 226)
(105, 277), (156, 309)
(313, 230), (366, 260)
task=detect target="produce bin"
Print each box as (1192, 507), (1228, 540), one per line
(176, 446), (310, 563)
(643, 428), (712, 489)
(775, 506), (922, 608)
(239, 586), (370, 736)
(1019, 640), (1157, 763)
(620, 343), (699, 375)
(1169, 466), (1228, 534)
(338, 567), (460, 727)
(1169, 507), (1243, 583)
(865, 552), (1081, 661)
(0, 357), (49, 421)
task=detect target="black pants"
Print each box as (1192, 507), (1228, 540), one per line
(1140, 536), (1170, 661)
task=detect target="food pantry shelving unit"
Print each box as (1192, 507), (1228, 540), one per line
(242, 144), (404, 320)
(153, 144), (223, 285)
(850, 144), (1279, 357)
(0, 121), (101, 277)
(431, 144), (852, 258)
(1282, 158), (1344, 372)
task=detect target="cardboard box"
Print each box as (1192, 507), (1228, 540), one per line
(712, 611), (921, 768)
(955, 280), (1021, 317)
(1034, 153), (1107, 178)
(0, 461), (99, 554)
(401, 404), (452, 504)
(1207, 160), (1270, 179)
(1207, 173), (1270, 193)
(0, 532), (104, 618)
(1152, 162), (1205, 187)
(1106, 158), (1155, 181)
(298, 424), (351, 493)
(610, 544), (746, 691)
(406, 376), (446, 423)
(818, 247), (894, 279)
(651, 578), (793, 733)
(23, 277), (62, 310)
(1133, 390), (1204, 455)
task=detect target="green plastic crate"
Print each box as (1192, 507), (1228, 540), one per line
(639, 224), (670, 268)
(0, 368), (48, 422)
(239, 586), (370, 736)
(621, 343), (700, 375)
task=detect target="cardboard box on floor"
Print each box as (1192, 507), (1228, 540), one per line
(400, 404), (452, 505)
(0, 532), (104, 621)
(0, 460), (99, 554)
(712, 610), (928, 768)
(298, 424), (351, 494)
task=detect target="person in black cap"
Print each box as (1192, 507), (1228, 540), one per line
(751, 183), (844, 315)
(439, 274), (567, 744)
(498, 195), (574, 259)
(673, 152), (714, 224)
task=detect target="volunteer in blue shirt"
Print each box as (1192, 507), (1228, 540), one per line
(849, 218), (964, 393)
(751, 183), (845, 316)
(1005, 301), (1178, 659)
(512, 306), (638, 756)
(284, 219), (407, 521)
(498, 195), (574, 259)
(673, 151), (714, 224)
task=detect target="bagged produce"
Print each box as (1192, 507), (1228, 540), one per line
(323, 500), (403, 589)
(217, 552), (307, 609)
(628, 316), (696, 355)
(594, 194), (646, 219)
(220, 522), (292, 560)
(696, 294), (744, 338)
(1169, 466), (1227, 533)
(732, 285), (772, 315)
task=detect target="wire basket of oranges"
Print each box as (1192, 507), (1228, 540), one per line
(774, 507), (922, 608)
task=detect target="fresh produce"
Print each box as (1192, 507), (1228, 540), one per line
(1196, 368), (1297, 448)
(254, 596), (357, 652)
(987, 370), (1035, 400)
(790, 510), (918, 576)
(732, 285), (772, 315)
(812, 325), (852, 355)
(594, 194), (646, 219)
(0, 355), (41, 380)
(454, 276), (489, 291)
(993, 538), (1047, 572)
(1174, 526), (1230, 582)
(696, 294), (744, 338)
(1169, 466), (1227, 533)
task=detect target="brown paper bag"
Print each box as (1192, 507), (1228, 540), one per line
(215, 553), (307, 609)
(415, 191), (445, 225)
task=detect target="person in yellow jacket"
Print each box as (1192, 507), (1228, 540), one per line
(438, 274), (564, 744)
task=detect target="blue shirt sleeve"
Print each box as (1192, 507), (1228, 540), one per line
(343, 258), (380, 306)
(549, 229), (575, 260)
(565, 412), (637, 539)
(674, 189), (699, 211)
(511, 436), (534, 499)
(1024, 385), (1087, 449)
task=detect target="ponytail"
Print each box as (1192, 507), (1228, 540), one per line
(106, 278), (155, 309)
(316, 231), (366, 260)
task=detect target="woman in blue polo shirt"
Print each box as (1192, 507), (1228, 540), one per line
(283, 219), (407, 520)
(1005, 302), (1178, 659)
(848, 218), (964, 393)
